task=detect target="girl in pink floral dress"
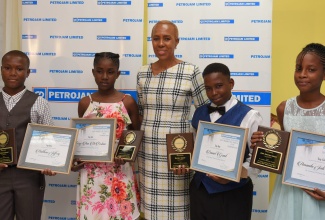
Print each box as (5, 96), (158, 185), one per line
(72, 52), (141, 220)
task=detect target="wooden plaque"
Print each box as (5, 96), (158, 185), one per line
(166, 132), (194, 171)
(0, 128), (17, 165)
(250, 126), (290, 174)
(115, 130), (144, 162)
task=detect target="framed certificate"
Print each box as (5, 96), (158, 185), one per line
(70, 118), (116, 162)
(282, 129), (325, 190)
(17, 123), (78, 174)
(191, 121), (248, 182)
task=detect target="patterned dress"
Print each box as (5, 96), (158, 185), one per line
(266, 97), (325, 220)
(76, 95), (140, 220)
(136, 62), (209, 220)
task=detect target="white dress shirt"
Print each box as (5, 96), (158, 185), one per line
(210, 95), (263, 177)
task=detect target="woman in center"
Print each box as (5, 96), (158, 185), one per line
(137, 20), (209, 219)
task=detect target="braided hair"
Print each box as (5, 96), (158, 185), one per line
(299, 43), (325, 70)
(93, 52), (120, 69)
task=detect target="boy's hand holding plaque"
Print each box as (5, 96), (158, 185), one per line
(166, 133), (194, 171)
(115, 130), (144, 162)
(0, 128), (17, 165)
(250, 126), (290, 174)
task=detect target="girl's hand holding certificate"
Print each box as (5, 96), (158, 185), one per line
(71, 158), (86, 172)
(304, 188), (325, 201)
(41, 168), (57, 176)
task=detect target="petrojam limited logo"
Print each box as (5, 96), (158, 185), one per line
(179, 37), (211, 41)
(233, 91), (271, 106)
(52, 116), (71, 121)
(199, 54), (234, 59)
(250, 54), (271, 59)
(148, 2), (163, 7)
(98, 0), (131, 5)
(120, 71), (130, 75)
(48, 183), (77, 188)
(97, 35), (131, 40)
(251, 20), (272, 23)
(225, 2), (260, 6)
(258, 174), (269, 178)
(22, 35), (37, 39)
(23, 18), (57, 22)
(34, 88), (137, 103)
(200, 19), (234, 24)
(149, 20), (183, 24)
(148, 54), (182, 59)
(123, 19), (142, 22)
(72, 52), (96, 57)
(231, 72), (258, 76)
(175, 2), (211, 6)
(224, 37), (259, 41)
(73, 18), (106, 22)
(50, 35), (83, 39)
(32, 88), (96, 102)
(252, 209), (267, 213)
(47, 88), (97, 102)
(49, 1), (84, 4)
(123, 53), (141, 58)
(43, 200), (55, 203)
(25, 52), (56, 56)
(33, 88), (46, 99)
(49, 69), (83, 74)
(22, 0), (37, 5)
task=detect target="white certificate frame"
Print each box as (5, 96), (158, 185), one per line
(191, 121), (248, 182)
(17, 123), (78, 174)
(282, 129), (325, 190)
(70, 118), (116, 162)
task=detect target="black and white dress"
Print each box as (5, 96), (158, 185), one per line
(137, 62), (209, 220)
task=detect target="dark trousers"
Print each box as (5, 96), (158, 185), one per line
(0, 167), (45, 220)
(190, 178), (253, 220)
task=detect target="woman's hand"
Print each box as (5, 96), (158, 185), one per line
(250, 131), (263, 148)
(173, 165), (190, 175)
(71, 158), (86, 172)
